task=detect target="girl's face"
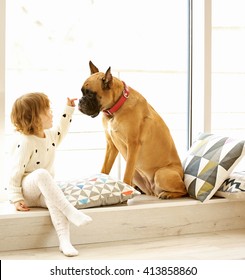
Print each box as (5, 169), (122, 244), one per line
(40, 109), (53, 130)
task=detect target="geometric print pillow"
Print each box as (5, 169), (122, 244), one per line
(57, 173), (141, 209)
(215, 171), (245, 200)
(183, 133), (245, 202)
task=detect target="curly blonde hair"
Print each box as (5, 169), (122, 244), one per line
(11, 92), (51, 135)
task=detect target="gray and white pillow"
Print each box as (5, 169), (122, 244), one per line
(58, 173), (141, 209)
(183, 133), (245, 202)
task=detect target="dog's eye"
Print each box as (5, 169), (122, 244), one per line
(82, 88), (96, 97)
(81, 87), (89, 96)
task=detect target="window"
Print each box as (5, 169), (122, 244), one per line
(212, 0), (245, 139)
(2, 0), (189, 197)
(2, 0), (244, 202)
(0, 0), (5, 199)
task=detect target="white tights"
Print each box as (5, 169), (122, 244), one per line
(22, 168), (92, 257)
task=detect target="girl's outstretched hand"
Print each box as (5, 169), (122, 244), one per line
(67, 97), (78, 107)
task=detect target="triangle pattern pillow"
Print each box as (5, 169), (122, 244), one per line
(57, 173), (141, 209)
(183, 133), (245, 202)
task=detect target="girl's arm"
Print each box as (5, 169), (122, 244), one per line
(53, 98), (77, 147)
(8, 136), (33, 203)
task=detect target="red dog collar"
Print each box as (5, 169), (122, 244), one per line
(103, 82), (129, 117)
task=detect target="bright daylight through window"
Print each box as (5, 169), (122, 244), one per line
(1, 0), (244, 198)
(2, 0), (189, 195)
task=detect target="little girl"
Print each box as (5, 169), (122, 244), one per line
(8, 92), (92, 257)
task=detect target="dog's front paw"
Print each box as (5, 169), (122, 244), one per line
(158, 191), (186, 199)
(158, 191), (172, 199)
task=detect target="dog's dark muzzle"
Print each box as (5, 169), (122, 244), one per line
(78, 93), (101, 118)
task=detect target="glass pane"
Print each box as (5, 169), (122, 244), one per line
(212, 0), (245, 140)
(5, 0), (189, 182)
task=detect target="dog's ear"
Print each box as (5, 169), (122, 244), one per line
(102, 67), (113, 90)
(89, 61), (99, 74)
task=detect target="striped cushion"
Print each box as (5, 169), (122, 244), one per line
(215, 171), (245, 199)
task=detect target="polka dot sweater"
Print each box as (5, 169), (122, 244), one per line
(8, 105), (75, 203)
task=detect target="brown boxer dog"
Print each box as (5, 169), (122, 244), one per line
(78, 61), (187, 198)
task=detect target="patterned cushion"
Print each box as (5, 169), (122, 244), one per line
(183, 133), (245, 202)
(58, 173), (141, 209)
(215, 171), (245, 200)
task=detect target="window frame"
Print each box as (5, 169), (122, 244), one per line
(191, 0), (212, 142)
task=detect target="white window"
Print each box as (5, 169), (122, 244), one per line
(2, 0), (190, 198)
(212, 0), (245, 139)
(2, 0), (243, 200)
